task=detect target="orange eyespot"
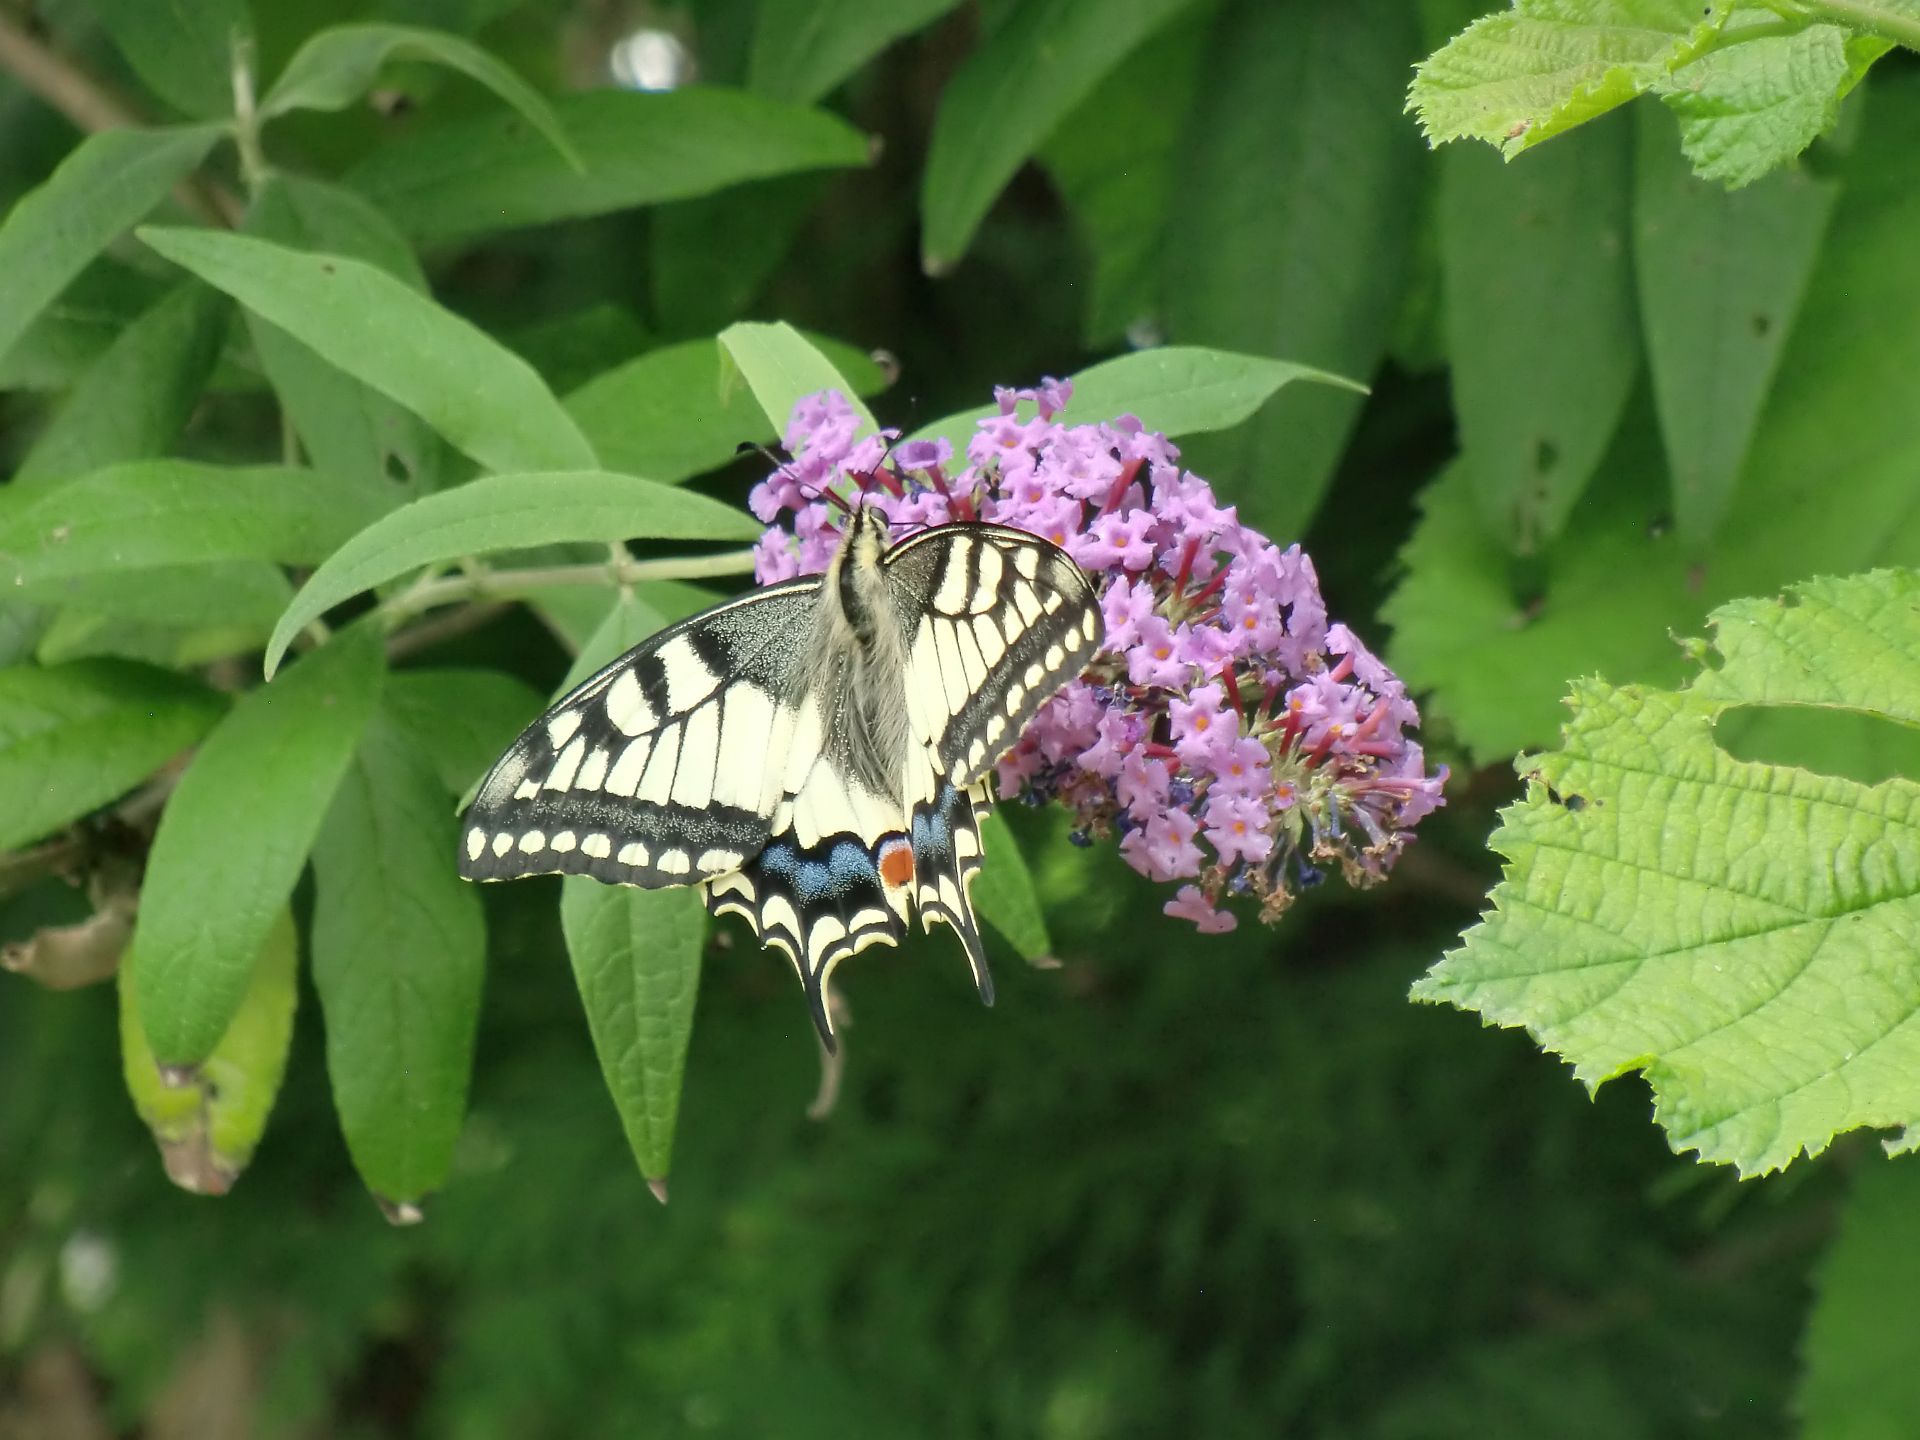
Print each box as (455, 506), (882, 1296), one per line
(879, 842), (916, 888)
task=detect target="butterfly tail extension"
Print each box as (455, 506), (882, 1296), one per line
(702, 832), (915, 1052)
(909, 779), (996, 1007)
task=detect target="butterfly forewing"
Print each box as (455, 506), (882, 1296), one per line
(882, 523), (1103, 782)
(459, 582), (820, 887)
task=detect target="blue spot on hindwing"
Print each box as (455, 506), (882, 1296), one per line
(758, 837), (880, 904)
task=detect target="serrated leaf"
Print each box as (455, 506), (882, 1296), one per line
(120, 910), (298, 1195)
(0, 125), (224, 366)
(0, 660), (225, 852)
(140, 226), (596, 476)
(1632, 103), (1838, 543)
(383, 668), (546, 797)
(1799, 1156), (1920, 1439)
(1440, 110), (1638, 551)
(907, 346), (1361, 458)
(12, 281), (230, 498)
(1388, 77), (1920, 761)
(560, 878), (705, 1182)
(1417, 569), (1920, 1175)
(243, 174), (449, 498)
(261, 22), (580, 173)
(565, 333), (886, 485)
(82, 0), (249, 118)
(971, 810), (1052, 960)
(1409, 0), (1733, 154)
(718, 321), (877, 436)
(919, 0), (1199, 273)
(1660, 23), (1887, 188)
(312, 710), (485, 1204)
(746, 0), (962, 104)
(1162, 0), (1422, 542)
(132, 624), (385, 1065)
(263, 471), (759, 677)
(346, 88), (871, 243)
(0, 462), (391, 599)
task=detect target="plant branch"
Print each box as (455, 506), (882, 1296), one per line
(380, 548), (759, 629)
(1797, 0), (1920, 47)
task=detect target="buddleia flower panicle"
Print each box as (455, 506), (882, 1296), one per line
(750, 383), (1448, 933)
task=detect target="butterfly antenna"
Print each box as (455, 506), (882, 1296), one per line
(738, 439), (855, 516)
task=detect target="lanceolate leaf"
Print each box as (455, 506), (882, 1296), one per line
(383, 668), (547, 798)
(718, 322), (877, 436)
(1163, 0), (1422, 542)
(1661, 24), (1887, 187)
(0, 660), (225, 852)
(84, 0), (250, 118)
(971, 810), (1052, 961)
(0, 125), (224, 366)
(139, 227), (597, 476)
(0, 462), (392, 596)
(312, 712), (485, 1206)
(261, 22), (582, 172)
(1440, 111), (1638, 552)
(12, 282), (230, 497)
(243, 174), (449, 498)
(1417, 569), (1920, 1175)
(746, 0), (963, 103)
(1632, 106), (1839, 543)
(566, 334), (886, 485)
(346, 88), (872, 243)
(1410, 0), (1733, 154)
(132, 624), (385, 1065)
(919, 0), (1199, 273)
(560, 878), (705, 1185)
(120, 911), (299, 1195)
(264, 471), (759, 677)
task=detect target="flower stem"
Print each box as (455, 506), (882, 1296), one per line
(378, 547), (759, 629)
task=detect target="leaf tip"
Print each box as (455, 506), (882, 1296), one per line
(646, 1176), (669, 1206)
(375, 1194), (427, 1226)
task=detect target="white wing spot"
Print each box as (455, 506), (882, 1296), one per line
(658, 636), (719, 710)
(1012, 583), (1042, 624)
(971, 613), (1006, 667)
(659, 850), (691, 877)
(578, 747), (611, 792)
(551, 831), (577, 853)
(606, 669), (654, 735)
(1044, 645), (1064, 672)
(546, 736), (586, 791)
(491, 832), (513, 858)
(1024, 663), (1044, 687)
(639, 727), (681, 803)
(514, 779), (541, 800)
(583, 833), (612, 859)
(671, 705), (720, 808)
(697, 848), (744, 873)
(546, 710), (582, 750)
(518, 831), (546, 854)
(1013, 546), (1040, 579)
(974, 541), (1004, 600)
(933, 540), (973, 613)
(606, 735), (653, 797)
(466, 828), (485, 861)
(618, 840), (650, 866)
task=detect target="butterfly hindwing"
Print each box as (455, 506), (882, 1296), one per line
(883, 523), (1103, 782)
(910, 777), (995, 1005)
(459, 581), (820, 887)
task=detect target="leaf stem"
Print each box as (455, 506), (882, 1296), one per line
(229, 31), (268, 193)
(1795, 0), (1920, 47)
(379, 548), (759, 629)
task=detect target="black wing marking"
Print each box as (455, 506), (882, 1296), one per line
(883, 523), (1104, 782)
(459, 580), (820, 887)
(910, 777), (995, 1006)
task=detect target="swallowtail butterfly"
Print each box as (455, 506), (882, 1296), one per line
(458, 506), (1103, 1048)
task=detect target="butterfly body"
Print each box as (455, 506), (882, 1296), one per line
(459, 507), (1103, 1046)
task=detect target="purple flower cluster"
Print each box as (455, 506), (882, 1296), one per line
(750, 383), (1447, 932)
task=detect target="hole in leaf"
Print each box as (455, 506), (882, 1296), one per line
(1751, 312), (1772, 339)
(1534, 438), (1558, 475)
(1714, 705), (1920, 787)
(383, 451), (413, 486)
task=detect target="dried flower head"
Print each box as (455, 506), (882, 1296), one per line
(750, 382), (1447, 932)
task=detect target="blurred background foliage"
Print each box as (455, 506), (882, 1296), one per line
(2, 0), (1918, 1435)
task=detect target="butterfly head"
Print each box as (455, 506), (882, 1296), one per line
(845, 501), (893, 567)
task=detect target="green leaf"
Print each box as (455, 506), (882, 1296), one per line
(1388, 76), (1920, 761)
(718, 321), (877, 436)
(908, 347), (1362, 458)
(0, 660), (225, 852)
(26, 562), (291, 639)
(648, 177), (826, 340)
(1416, 568), (1920, 1175)
(11, 280), (231, 498)
(746, 0), (963, 103)
(1041, 18), (1205, 345)
(346, 88), (871, 243)
(1409, 0), (1732, 154)
(383, 668), (546, 798)
(120, 910), (299, 1195)
(242, 174), (449, 497)
(0, 261), (170, 392)
(1632, 103), (1839, 544)
(264, 471), (760, 677)
(1439, 110), (1638, 551)
(0, 125), (224, 367)
(132, 624), (385, 1065)
(919, 0), (1199, 273)
(139, 226), (596, 475)
(0, 462), (392, 599)
(1800, 1157), (1920, 1439)
(261, 21), (581, 172)
(560, 877), (705, 1185)
(971, 810), (1052, 961)
(1162, 0), (1422, 542)
(565, 333), (885, 485)
(1661, 23), (1888, 188)
(83, 0), (249, 118)
(312, 710), (485, 1205)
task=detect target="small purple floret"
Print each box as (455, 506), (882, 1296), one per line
(749, 381), (1448, 931)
